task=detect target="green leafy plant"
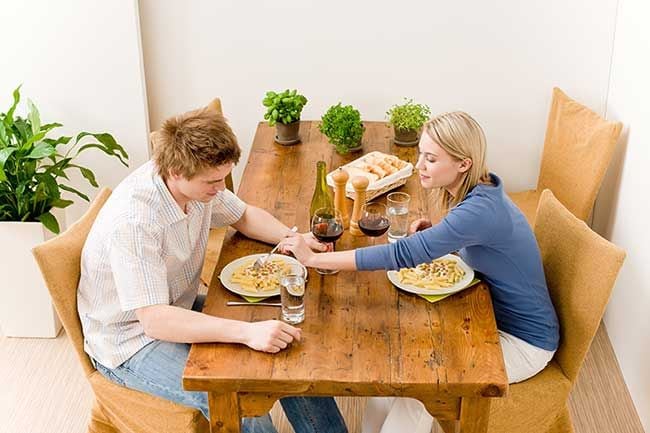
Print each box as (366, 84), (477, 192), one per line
(386, 98), (431, 132)
(0, 85), (128, 233)
(262, 89), (308, 126)
(319, 103), (364, 154)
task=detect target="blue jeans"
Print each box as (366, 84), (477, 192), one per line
(95, 295), (347, 433)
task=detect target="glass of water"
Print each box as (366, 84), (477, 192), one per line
(387, 192), (410, 243)
(280, 264), (306, 324)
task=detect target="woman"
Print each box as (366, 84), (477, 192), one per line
(282, 111), (559, 433)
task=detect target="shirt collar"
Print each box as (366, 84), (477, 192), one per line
(152, 168), (190, 225)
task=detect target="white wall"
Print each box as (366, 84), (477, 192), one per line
(1, 0), (150, 225)
(138, 0), (618, 193)
(593, 0), (650, 429)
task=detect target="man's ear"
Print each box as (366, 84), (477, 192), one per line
(459, 158), (473, 173)
(168, 170), (182, 181)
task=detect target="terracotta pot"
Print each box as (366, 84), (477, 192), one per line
(275, 121), (301, 145)
(393, 127), (420, 147)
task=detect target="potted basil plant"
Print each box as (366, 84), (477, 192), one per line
(263, 89), (308, 145)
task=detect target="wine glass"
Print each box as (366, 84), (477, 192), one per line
(311, 207), (344, 275)
(359, 202), (390, 244)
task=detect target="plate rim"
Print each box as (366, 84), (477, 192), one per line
(387, 254), (475, 296)
(219, 253), (306, 298)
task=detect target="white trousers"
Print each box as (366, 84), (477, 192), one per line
(361, 330), (556, 433)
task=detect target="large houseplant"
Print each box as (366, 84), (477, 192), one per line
(0, 85), (128, 338)
(319, 103), (364, 154)
(263, 89), (308, 145)
(0, 85), (128, 233)
(386, 98), (431, 146)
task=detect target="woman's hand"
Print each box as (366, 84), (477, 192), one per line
(408, 218), (432, 235)
(279, 232), (317, 266)
(243, 320), (301, 353)
(301, 232), (328, 252)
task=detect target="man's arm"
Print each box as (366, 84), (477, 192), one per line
(135, 305), (301, 353)
(231, 205), (292, 244)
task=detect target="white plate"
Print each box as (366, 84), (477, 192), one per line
(387, 254), (475, 296)
(219, 253), (307, 298)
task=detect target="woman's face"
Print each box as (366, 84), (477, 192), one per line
(415, 131), (470, 194)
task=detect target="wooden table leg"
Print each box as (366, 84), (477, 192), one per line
(208, 392), (241, 433)
(438, 420), (459, 433)
(459, 397), (491, 433)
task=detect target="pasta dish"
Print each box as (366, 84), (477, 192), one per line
(229, 259), (290, 293)
(398, 258), (466, 290)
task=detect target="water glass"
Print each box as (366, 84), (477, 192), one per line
(387, 192), (410, 243)
(280, 264), (306, 324)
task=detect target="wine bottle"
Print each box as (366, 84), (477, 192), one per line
(309, 160), (334, 219)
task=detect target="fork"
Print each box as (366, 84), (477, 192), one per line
(252, 226), (298, 270)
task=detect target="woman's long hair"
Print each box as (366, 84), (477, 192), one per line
(425, 111), (491, 216)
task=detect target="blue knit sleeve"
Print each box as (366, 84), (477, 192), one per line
(355, 193), (499, 271)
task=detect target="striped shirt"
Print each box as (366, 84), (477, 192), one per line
(78, 161), (246, 368)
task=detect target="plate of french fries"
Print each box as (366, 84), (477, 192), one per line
(219, 254), (307, 298)
(387, 254), (475, 295)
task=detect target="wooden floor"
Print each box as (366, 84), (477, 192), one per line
(0, 323), (643, 433)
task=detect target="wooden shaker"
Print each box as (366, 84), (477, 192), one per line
(331, 168), (350, 229)
(349, 176), (369, 236)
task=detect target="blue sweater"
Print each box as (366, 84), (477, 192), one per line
(356, 174), (559, 351)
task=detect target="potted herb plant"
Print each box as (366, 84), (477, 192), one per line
(319, 103), (364, 154)
(386, 98), (431, 146)
(263, 89), (308, 145)
(0, 85), (128, 337)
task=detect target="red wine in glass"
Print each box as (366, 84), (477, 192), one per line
(311, 207), (344, 275)
(358, 216), (390, 237)
(312, 221), (344, 243)
(359, 202), (391, 240)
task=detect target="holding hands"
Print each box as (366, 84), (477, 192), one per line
(280, 232), (317, 267)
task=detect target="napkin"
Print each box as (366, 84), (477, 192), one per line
(239, 294), (277, 303)
(417, 278), (481, 303)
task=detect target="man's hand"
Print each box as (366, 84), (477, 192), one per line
(408, 218), (432, 235)
(243, 320), (302, 353)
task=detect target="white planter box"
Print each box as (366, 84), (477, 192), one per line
(0, 214), (65, 338)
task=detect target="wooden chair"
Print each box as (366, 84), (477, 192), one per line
(509, 88), (622, 226)
(149, 98), (234, 287)
(32, 188), (208, 433)
(486, 190), (625, 433)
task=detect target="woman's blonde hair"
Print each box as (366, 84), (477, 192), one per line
(425, 111), (491, 215)
(153, 108), (241, 179)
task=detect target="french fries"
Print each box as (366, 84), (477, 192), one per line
(398, 258), (465, 290)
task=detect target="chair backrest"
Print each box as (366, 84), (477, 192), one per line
(148, 97), (233, 191)
(534, 189), (625, 383)
(536, 87), (622, 221)
(32, 188), (112, 377)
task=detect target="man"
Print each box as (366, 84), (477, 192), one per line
(78, 108), (346, 432)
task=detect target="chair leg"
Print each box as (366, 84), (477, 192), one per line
(88, 401), (118, 433)
(547, 406), (574, 433)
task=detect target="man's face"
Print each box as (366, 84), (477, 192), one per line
(170, 163), (233, 203)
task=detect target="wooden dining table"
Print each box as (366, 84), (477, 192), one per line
(183, 121), (508, 433)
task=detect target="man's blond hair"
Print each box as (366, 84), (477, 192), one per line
(153, 108), (241, 179)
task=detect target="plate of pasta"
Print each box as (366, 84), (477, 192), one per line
(387, 254), (475, 295)
(219, 254), (307, 298)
